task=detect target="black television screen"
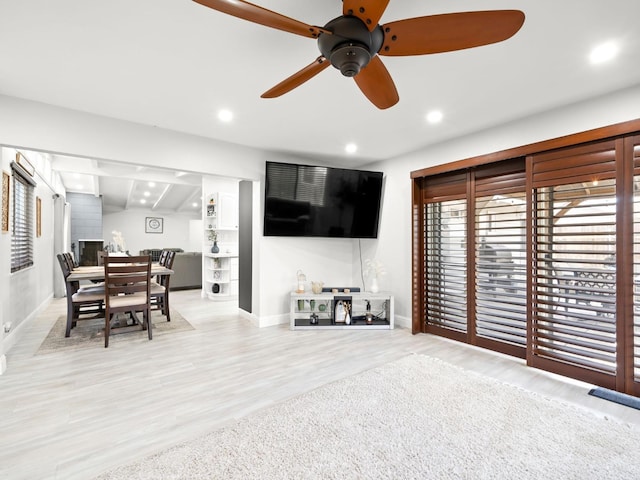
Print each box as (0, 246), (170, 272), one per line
(264, 161), (383, 238)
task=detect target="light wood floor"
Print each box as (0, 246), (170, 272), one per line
(2, 290), (640, 480)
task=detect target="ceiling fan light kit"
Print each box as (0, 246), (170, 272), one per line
(193, 0), (525, 109)
(317, 16), (383, 77)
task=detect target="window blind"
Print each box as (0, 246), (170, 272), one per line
(11, 163), (35, 272)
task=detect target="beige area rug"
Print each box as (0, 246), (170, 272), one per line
(37, 309), (194, 354)
(94, 354), (640, 479)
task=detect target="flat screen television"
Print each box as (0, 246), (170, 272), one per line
(264, 161), (383, 238)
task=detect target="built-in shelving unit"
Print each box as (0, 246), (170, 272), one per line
(202, 191), (239, 300)
(203, 253), (238, 299)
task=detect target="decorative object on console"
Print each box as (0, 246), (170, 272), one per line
(364, 258), (386, 293)
(365, 300), (373, 324)
(311, 281), (323, 294)
(296, 269), (306, 293)
(333, 296), (352, 324)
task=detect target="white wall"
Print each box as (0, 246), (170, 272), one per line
(102, 209), (201, 255)
(0, 147), (64, 372)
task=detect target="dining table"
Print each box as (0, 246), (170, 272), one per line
(65, 263), (174, 336)
(67, 264), (174, 283)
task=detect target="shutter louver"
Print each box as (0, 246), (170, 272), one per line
(425, 199), (467, 333)
(632, 137), (640, 385)
(532, 141), (617, 378)
(475, 168), (527, 350)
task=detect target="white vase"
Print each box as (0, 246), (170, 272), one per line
(370, 276), (379, 293)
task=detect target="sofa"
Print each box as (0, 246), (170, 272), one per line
(140, 249), (202, 290)
(171, 252), (202, 290)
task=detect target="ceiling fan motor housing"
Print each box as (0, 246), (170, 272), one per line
(318, 16), (384, 77)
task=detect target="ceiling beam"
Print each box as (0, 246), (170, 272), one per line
(176, 187), (202, 213)
(124, 179), (136, 210)
(152, 184), (173, 211)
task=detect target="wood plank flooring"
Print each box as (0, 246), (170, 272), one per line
(2, 290), (640, 479)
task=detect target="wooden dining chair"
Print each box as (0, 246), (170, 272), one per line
(57, 254), (105, 337)
(150, 250), (175, 322)
(103, 254), (152, 348)
(62, 252), (76, 271)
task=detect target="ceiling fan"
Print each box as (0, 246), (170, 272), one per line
(193, 0), (525, 109)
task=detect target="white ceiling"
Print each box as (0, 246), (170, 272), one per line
(2, 1), (640, 211)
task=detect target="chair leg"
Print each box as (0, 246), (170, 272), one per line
(65, 297), (74, 337)
(104, 314), (110, 348)
(164, 294), (171, 322)
(146, 309), (152, 340)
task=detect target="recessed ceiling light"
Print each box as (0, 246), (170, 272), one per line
(192, 202), (198, 207)
(75, 184), (84, 190)
(140, 198), (146, 204)
(590, 41), (619, 64)
(144, 191), (150, 197)
(426, 110), (443, 124)
(148, 181), (156, 187)
(345, 143), (358, 154)
(218, 109), (234, 122)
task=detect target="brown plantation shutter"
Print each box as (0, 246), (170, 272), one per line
(474, 161), (527, 357)
(530, 140), (618, 386)
(423, 172), (468, 338)
(632, 136), (640, 392)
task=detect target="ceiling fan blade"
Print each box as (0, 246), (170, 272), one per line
(192, 0), (329, 38)
(354, 56), (398, 109)
(343, 0), (390, 31)
(379, 10), (525, 56)
(261, 57), (330, 98)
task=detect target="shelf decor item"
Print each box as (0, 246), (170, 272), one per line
(296, 269), (306, 293)
(364, 258), (386, 293)
(333, 296), (352, 324)
(208, 230), (219, 253)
